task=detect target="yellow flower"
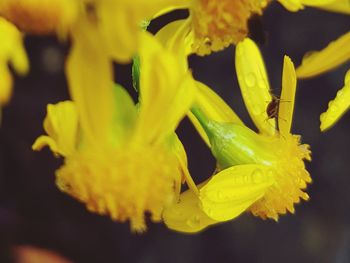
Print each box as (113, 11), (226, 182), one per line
(293, 1), (350, 130)
(0, 17), (29, 110)
(155, 0), (271, 56)
(33, 29), (196, 232)
(163, 38), (311, 233)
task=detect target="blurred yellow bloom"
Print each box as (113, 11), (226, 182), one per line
(163, 38), (311, 233)
(33, 29), (196, 232)
(156, 0), (271, 56)
(0, 0), (187, 62)
(0, 0), (79, 35)
(0, 17), (28, 109)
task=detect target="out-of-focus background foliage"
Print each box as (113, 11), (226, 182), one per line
(1, 3), (350, 263)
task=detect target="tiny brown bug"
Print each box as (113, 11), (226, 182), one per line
(266, 94), (290, 131)
(266, 94), (280, 120)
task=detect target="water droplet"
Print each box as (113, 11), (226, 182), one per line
(187, 215), (201, 228)
(257, 79), (268, 90)
(217, 190), (225, 200)
(337, 89), (343, 96)
(245, 72), (256, 88)
(251, 169), (263, 184)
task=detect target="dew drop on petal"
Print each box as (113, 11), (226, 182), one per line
(245, 72), (256, 88)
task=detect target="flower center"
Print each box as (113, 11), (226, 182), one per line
(56, 143), (180, 232)
(249, 134), (312, 220)
(190, 0), (269, 55)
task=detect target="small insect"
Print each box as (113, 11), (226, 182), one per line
(266, 94), (280, 120)
(266, 94), (290, 131)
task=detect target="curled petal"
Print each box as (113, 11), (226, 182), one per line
(32, 101), (78, 157)
(320, 69), (350, 131)
(163, 188), (217, 233)
(279, 56), (297, 137)
(297, 31), (350, 78)
(235, 38), (275, 135)
(200, 164), (274, 221)
(167, 133), (198, 195)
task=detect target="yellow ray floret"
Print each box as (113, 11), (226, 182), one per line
(297, 31), (350, 79)
(235, 38), (275, 136)
(0, 17), (29, 106)
(320, 69), (350, 131)
(34, 31), (195, 232)
(277, 0), (343, 12)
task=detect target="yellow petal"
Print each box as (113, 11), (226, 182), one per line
(32, 136), (60, 156)
(136, 32), (195, 144)
(235, 38), (276, 135)
(189, 81), (244, 146)
(32, 101), (78, 157)
(278, 0), (304, 11)
(152, 1), (189, 18)
(200, 164), (274, 221)
(279, 56), (297, 136)
(297, 31), (350, 78)
(311, 0), (350, 15)
(0, 64), (13, 105)
(66, 15), (114, 146)
(0, 17), (29, 105)
(320, 69), (350, 131)
(278, 0), (336, 11)
(98, 0), (190, 62)
(163, 188), (218, 233)
(97, 1), (137, 62)
(155, 19), (193, 59)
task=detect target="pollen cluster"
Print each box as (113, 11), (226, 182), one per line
(55, 144), (180, 232)
(249, 134), (312, 220)
(190, 0), (270, 55)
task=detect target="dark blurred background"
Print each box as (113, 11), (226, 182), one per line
(1, 3), (350, 263)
